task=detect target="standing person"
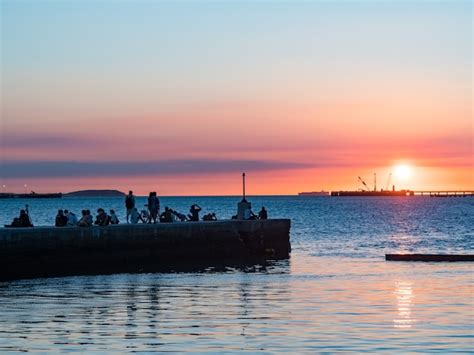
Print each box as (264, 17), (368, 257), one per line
(153, 191), (160, 223)
(188, 204), (202, 222)
(125, 190), (136, 223)
(147, 192), (155, 223)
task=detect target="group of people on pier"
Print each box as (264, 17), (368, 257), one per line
(5, 190), (268, 228)
(124, 191), (206, 224)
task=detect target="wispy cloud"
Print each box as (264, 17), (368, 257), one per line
(0, 159), (313, 178)
(0, 133), (103, 149)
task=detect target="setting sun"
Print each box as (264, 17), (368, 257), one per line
(394, 164), (412, 180)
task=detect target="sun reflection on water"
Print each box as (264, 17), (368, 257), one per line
(394, 281), (416, 329)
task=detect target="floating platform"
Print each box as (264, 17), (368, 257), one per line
(0, 219), (291, 281)
(386, 254), (474, 262)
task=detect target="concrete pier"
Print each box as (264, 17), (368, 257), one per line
(0, 219), (291, 281)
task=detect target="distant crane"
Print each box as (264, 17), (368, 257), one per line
(385, 173), (392, 191)
(358, 176), (370, 191)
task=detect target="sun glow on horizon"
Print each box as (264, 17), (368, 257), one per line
(394, 164), (413, 182)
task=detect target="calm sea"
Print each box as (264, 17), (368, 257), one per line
(0, 196), (472, 352)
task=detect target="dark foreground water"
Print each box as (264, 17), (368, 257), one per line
(0, 196), (473, 352)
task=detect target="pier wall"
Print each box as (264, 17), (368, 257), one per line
(0, 219), (291, 281)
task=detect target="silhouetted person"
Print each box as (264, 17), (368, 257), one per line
(153, 191), (160, 222)
(78, 210), (90, 227)
(258, 207), (268, 220)
(7, 209), (33, 227)
(125, 190), (136, 223)
(109, 209), (119, 224)
(188, 204), (201, 222)
(147, 192), (159, 223)
(86, 210), (93, 226)
(55, 209), (68, 227)
(95, 208), (109, 226)
(130, 207), (145, 224)
(172, 210), (187, 222)
(244, 206), (256, 220)
(64, 209), (78, 226)
(202, 213), (217, 221)
(168, 208), (177, 222)
(141, 209), (150, 222)
(160, 207), (173, 223)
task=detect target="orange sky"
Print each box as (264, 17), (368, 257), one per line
(1, 1), (472, 194)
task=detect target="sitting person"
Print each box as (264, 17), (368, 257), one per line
(160, 207), (173, 223)
(109, 209), (119, 224)
(258, 207), (268, 220)
(85, 209), (93, 226)
(130, 207), (144, 224)
(244, 207), (256, 220)
(55, 209), (68, 227)
(140, 209), (150, 223)
(168, 208), (177, 222)
(64, 209), (78, 226)
(78, 210), (91, 227)
(188, 204), (202, 222)
(7, 209), (33, 227)
(94, 208), (109, 226)
(202, 213), (217, 221)
(172, 210), (187, 222)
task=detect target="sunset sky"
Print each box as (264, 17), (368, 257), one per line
(1, 0), (472, 195)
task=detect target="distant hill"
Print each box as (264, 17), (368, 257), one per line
(65, 189), (125, 197)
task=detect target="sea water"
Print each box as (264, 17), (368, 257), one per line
(0, 196), (472, 352)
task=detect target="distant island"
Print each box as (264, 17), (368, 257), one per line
(65, 189), (125, 197)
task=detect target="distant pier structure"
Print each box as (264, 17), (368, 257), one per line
(414, 190), (474, 197)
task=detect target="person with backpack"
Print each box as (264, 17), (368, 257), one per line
(125, 190), (135, 223)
